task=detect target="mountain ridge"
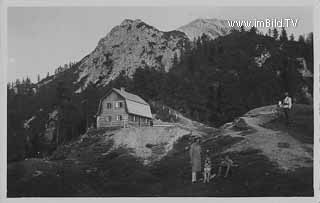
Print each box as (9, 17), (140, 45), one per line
(7, 18), (314, 165)
(74, 19), (188, 92)
(72, 18), (237, 92)
(177, 18), (237, 40)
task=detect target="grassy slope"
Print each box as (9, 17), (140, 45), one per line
(7, 105), (313, 197)
(262, 104), (314, 144)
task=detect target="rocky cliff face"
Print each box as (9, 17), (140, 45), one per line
(178, 18), (236, 40)
(75, 19), (188, 92)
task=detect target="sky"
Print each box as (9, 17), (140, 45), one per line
(8, 6), (313, 83)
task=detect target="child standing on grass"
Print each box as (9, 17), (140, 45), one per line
(203, 150), (212, 183)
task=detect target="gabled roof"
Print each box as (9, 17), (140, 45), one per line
(126, 99), (152, 118)
(112, 88), (148, 105)
(96, 88), (152, 118)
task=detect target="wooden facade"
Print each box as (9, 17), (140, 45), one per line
(96, 88), (152, 128)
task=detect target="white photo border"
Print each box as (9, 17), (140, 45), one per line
(1, 0), (319, 203)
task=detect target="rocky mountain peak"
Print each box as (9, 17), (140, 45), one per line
(71, 18), (239, 93)
(75, 19), (188, 92)
(120, 19), (136, 26)
(178, 18), (236, 40)
(120, 19), (145, 27)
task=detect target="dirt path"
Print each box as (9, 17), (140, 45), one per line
(7, 104), (313, 197)
(223, 105), (313, 171)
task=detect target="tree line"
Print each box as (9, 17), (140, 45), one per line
(7, 27), (313, 161)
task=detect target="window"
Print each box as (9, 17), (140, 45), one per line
(129, 115), (140, 122)
(129, 115), (134, 122)
(106, 103), (112, 109)
(115, 101), (123, 108)
(116, 115), (123, 121)
(107, 116), (112, 122)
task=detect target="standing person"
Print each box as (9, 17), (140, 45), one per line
(281, 92), (292, 125)
(24, 133), (33, 158)
(190, 137), (202, 183)
(203, 150), (212, 183)
(218, 155), (234, 178)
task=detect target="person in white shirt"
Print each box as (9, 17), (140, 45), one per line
(279, 92), (292, 125)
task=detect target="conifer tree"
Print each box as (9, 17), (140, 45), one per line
(272, 28), (279, 40)
(280, 27), (288, 42)
(289, 33), (294, 41)
(298, 35), (305, 44)
(249, 26), (257, 34)
(240, 25), (245, 32)
(267, 28), (272, 37)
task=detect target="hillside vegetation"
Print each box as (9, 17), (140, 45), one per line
(7, 23), (313, 163)
(7, 104), (313, 197)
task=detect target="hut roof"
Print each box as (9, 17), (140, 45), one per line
(96, 88), (152, 118)
(112, 88), (148, 105)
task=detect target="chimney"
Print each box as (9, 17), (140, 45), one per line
(120, 87), (125, 92)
